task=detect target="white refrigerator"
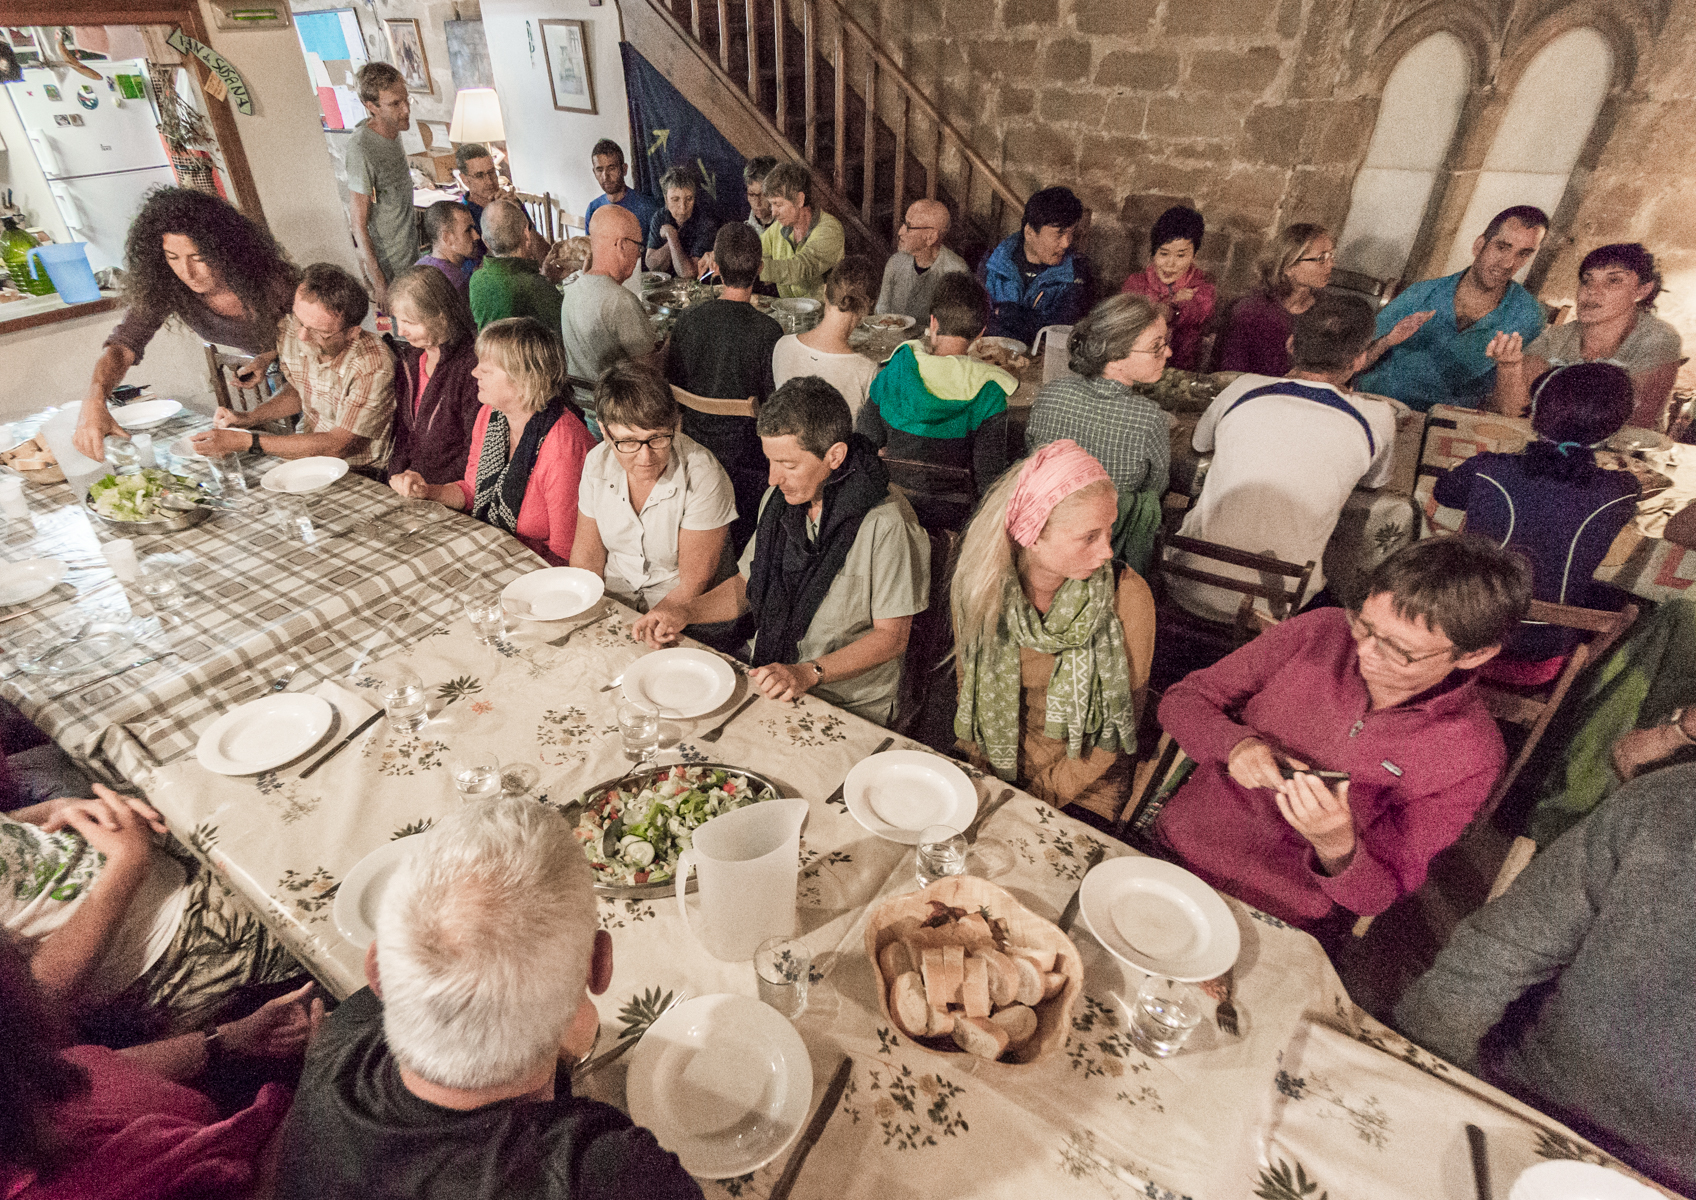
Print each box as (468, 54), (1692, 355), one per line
(5, 61), (177, 272)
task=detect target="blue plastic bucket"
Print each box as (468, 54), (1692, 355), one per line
(28, 243), (101, 304)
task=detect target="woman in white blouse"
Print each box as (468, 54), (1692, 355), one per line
(569, 361), (737, 612)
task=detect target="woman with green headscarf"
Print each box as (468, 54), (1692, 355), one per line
(952, 440), (1155, 815)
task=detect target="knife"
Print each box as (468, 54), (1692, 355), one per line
(1058, 843), (1107, 933)
(299, 709), (383, 778)
(825, 736), (892, 807)
(769, 1055), (853, 1200)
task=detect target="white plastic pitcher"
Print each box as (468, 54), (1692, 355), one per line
(675, 797), (808, 961)
(39, 402), (108, 498)
(1033, 324), (1076, 385)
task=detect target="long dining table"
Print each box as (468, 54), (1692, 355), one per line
(0, 403), (1676, 1200)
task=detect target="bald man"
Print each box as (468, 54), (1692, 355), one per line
(876, 199), (970, 326)
(560, 204), (659, 429)
(468, 199), (562, 330)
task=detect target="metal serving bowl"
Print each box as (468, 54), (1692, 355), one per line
(85, 485), (216, 535)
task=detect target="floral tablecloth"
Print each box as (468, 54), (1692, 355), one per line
(1417, 404), (1696, 603)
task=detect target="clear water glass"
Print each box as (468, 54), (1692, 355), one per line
(1128, 976), (1206, 1058)
(452, 750), (502, 801)
(206, 451), (250, 500)
(105, 434), (141, 476)
(378, 665), (429, 732)
(464, 593), (506, 643)
(136, 557), (183, 610)
(270, 493), (314, 541)
(915, 824), (968, 888)
(617, 703), (659, 766)
(754, 935), (811, 1018)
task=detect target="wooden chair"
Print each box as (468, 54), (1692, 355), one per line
(1156, 534), (1317, 633)
(882, 455), (976, 530)
(893, 527), (959, 739)
(204, 343), (270, 414)
(1328, 267), (1402, 309)
(512, 190), (558, 243)
(670, 385), (757, 419)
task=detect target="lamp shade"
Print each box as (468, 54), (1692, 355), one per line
(448, 88), (505, 144)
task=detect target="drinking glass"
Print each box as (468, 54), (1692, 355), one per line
(1128, 976), (1205, 1058)
(464, 593), (506, 643)
(914, 824), (968, 888)
(754, 935), (811, 1018)
(270, 493), (315, 541)
(136, 557), (183, 610)
(451, 750), (502, 801)
(105, 434), (141, 476)
(206, 451), (250, 501)
(377, 664), (429, 732)
(617, 703), (659, 767)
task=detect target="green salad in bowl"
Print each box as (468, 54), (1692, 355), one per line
(572, 764), (776, 888)
(88, 469), (207, 521)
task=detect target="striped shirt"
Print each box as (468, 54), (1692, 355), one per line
(1024, 373), (1170, 499)
(277, 316), (397, 469)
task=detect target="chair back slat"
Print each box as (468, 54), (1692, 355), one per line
(670, 385), (758, 419)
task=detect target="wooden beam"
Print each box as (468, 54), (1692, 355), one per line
(892, 92), (907, 242)
(861, 58), (875, 226)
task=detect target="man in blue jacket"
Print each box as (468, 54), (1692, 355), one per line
(981, 186), (1091, 346)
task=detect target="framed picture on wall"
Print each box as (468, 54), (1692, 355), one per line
(383, 18), (432, 94)
(539, 19), (595, 114)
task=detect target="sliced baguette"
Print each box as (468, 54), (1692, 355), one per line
(988, 1003), (1038, 1046)
(1006, 945), (1057, 973)
(951, 1015), (1011, 1060)
(960, 954), (992, 1019)
(890, 971), (930, 1037)
(1041, 971), (1067, 1001)
(879, 941), (917, 981)
(926, 1005), (956, 1037)
(920, 947), (950, 1011)
(941, 944), (965, 1005)
(1012, 956), (1044, 1006)
(979, 948), (1020, 1008)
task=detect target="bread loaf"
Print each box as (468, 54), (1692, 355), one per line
(920, 947), (950, 1010)
(979, 948), (1020, 1007)
(1006, 945), (1057, 973)
(988, 1003), (1037, 1046)
(879, 941), (917, 981)
(951, 1016), (1011, 1060)
(1041, 971), (1067, 1001)
(941, 944), (965, 1004)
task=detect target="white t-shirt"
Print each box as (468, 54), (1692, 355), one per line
(771, 334), (881, 421)
(1169, 373), (1398, 622)
(577, 431), (737, 611)
(1, 816), (188, 999)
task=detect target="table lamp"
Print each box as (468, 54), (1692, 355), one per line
(448, 88), (505, 144)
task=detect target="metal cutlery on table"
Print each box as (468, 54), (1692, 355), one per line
(298, 709), (384, 779)
(698, 694), (757, 743)
(546, 611), (609, 647)
(1212, 967), (1240, 1036)
(599, 671), (625, 693)
(1057, 842), (1107, 933)
(825, 736), (893, 807)
(571, 989), (690, 1083)
(1466, 1124), (1492, 1200)
(768, 1055), (854, 1200)
(962, 787), (1015, 844)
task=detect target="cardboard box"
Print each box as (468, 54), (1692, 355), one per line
(409, 151), (457, 184)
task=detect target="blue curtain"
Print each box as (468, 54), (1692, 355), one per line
(619, 42), (752, 228)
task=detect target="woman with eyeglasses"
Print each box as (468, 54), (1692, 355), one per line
(1218, 222), (1334, 377)
(569, 361), (736, 612)
(390, 317), (594, 564)
(1024, 294), (1171, 569)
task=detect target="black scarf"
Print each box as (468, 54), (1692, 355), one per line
(747, 435), (889, 667)
(472, 397), (568, 534)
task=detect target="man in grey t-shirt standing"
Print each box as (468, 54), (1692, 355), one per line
(561, 204), (659, 433)
(344, 62), (416, 312)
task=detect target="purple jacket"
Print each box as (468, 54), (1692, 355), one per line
(1155, 608), (1504, 928)
(388, 338), (482, 485)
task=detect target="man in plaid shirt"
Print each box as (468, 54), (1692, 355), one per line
(194, 263), (396, 471)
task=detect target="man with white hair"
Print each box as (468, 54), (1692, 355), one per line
(469, 199), (565, 331)
(274, 797), (701, 1200)
(875, 198), (969, 326)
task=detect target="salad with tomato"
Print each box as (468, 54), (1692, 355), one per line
(573, 764), (775, 886)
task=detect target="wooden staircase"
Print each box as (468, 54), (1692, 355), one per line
(621, 0), (1026, 265)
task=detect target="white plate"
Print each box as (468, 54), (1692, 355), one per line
(973, 335), (1028, 356)
(194, 694), (336, 776)
(843, 749), (977, 844)
(1608, 427), (1673, 454)
(626, 993), (812, 1179)
(112, 400), (183, 430)
(0, 559), (67, 606)
(860, 313), (915, 333)
(1078, 857), (1240, 982)
(1508, 1162), (1662, 1200)
(333, 838), (420, 949)
(261, 457), (350, 493)
(622, 649), (736, 718)
(501, 566), (605, 620)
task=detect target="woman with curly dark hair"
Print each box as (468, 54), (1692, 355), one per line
(72, 187), (299, 458)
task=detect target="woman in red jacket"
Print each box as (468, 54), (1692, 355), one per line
(386, 266), (481, 486)
(390, 317), (594, 564)
(1120, 205), (1216, 372)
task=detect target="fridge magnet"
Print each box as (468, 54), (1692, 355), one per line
(43, 83), (60, 101)
(77, 85), (99, 110)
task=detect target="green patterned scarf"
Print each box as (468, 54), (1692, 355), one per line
(955, 565), (1137, 781)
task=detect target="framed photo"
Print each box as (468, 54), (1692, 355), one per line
(383, 18), (431, 94)
(539, 19), (595, 114)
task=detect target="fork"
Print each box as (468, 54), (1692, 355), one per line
(698, 694), (757, 743)
(1212, 967), (1239, 1036)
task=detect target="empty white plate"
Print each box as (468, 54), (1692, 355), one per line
(112, 400), (183, 430)
(1078, 857), (1239, 982)
(333, 838), (419, 948)
(1508, 1162), (1662, 1200)
(501, 566), (605, 620)
(195, 694), (336, 776)
(622, 649), (736, 718)
(0, 559), (67, 606)
(627, 993), (812, 1179)
(843, 749), (977, 844)
(261, 457), (350, 493)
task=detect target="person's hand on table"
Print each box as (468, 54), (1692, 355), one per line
(631, 605), (687, 649)
(73, 402), (124, 460)
(191, 428), (253, 456)
(218, 979), (319, 1058)
(1384, 309), (1437, 349)
(1274, 772), (1355, 872)
(1485, 330), (1524, 366)
(749, 662), (816, 704)
(389, 470), (435, 501)
(1226, 736), (1291, 791)
(37, 787), (168, 835)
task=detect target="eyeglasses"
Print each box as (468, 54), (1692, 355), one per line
(611, 433), (674, 455)
(1128, 339), (1169, 356)
(899, 221), (941, 233)
(616, 237), (644, 255)
(1296, 251), (1336, 264)
(464, 168), (499, 181)
(1348, 611), (1453, 668)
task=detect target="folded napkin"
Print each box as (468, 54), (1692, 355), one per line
(311, 679), (379, 729)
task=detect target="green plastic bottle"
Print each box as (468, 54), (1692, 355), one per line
(2, 217), (56, 296)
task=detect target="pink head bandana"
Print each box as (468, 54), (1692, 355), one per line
(1004, 440), (1112, 547)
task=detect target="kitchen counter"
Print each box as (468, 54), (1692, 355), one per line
(0, 289), (121, 336)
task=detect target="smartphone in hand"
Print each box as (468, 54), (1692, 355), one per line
(1278, 764), (1351, 784)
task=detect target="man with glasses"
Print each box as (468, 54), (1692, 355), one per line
(1354, 205), (1550, 412)
(344, 63), (415, 313)
(1153, 536), (1530, 939)
(1167, 291), (1399, 624)
(560, 204), (659, 433)
(875, 199), (969, 326)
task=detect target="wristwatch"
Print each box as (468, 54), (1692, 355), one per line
(249, 430), (261, 453)
(804, 660), (824, 683)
